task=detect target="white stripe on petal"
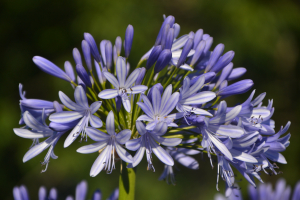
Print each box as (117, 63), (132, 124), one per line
(151, 134), (181, 146)
(150, 137), (174, 166)
(59, 91), (82, 110)
(116, 129), (131, 144)
(77, 141), (108, 154)
(115, 143), (133, 163)
(89, 115), (103, 128)
(137, 102), (154, 119)
(160, 92), (180, 117)
(106, 111), (115, 136)
(90, 101), (102, 114)
(98, 89), (118, 99)
(74, 86), (89, 108)
(136, 115), (153, 122)
(126, 138), (142, 151)
(122, 98), (131, 112)
(129, 85), (148, 94)
(90, 146), (109, 177)
(152, 87), (161, 115)
(171, 35), (189, 51)
(86, 127), (110, 141)
(23, 111), (47, 131)
(124, 68), (141, 88)
(116, 57), (127, 87)
(229, 149), (257, 163)
(103, 72), (119, 88)
(14, 128), (52, 139)
(182, 91), (215, 105)
(49, 111), (83, 123)
(159, 85), (172, 114)
(132, 145), (145, 167)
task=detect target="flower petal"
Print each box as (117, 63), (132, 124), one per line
(141, 94), (154, 117)
(85, 127), (110, 141)
(23, 111), (47, 130)
(14, 128), (52, 139)
(151, 134), (182, 146)
(98, 89), (118, 99)
(124, 68), (141, 88)
(159, 84), (172, 114)
(126, 138), (142, 151)
(122, 98), (131, 112)
(116, 129), (131, 144)
(150, 137), (174, 166)
(103, 72), (119, 88)
(90, 101), (102, 114)
(59, 91), (82, 110)
(172, 152), (199, 169)
(132, 145), (145, 167)
(137, 102), (154, 119)
(182, 91), (216, 105)
(205, 129), (233, 160)
(264, 151), (287, 164)
(74, 86), (89, 108)
(136, 121), (147, 136)
(115, 143), (133, 163)
(209, 105), (241, 124)
(77, 141), (108, 154)
(159, 92), (180, 117)
(229, 149), (257, 163)
(106, 111), (115, 136)
(171, 34), (189, 51)
(136, 115), (153, 122)
(152, 87), (161, 115)
(116, 57), (127, 87)
(129, 85), (148, 94)
(145, 121), (157, 131)
(49, 111), (83, 123)
(89, 115), (103, 128)
(90, 146), (109, 177)
(151, 121), (168, 136)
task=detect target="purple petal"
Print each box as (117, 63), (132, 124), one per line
(98, 89), (118, 99)
(124, 25), (134, 58)
(64, 61), (76, 82)
(160, 92), (180, 117)
(150, 137), (174, 165)
(89, 115), (103, 128)
(59, 91), (82, 110)
(116, 129), (131, 144)
(90, 101), (102, 114)
(77, 141), (108, 154)
(124, 68), (141, 88)
(33, 56), (72, 82)
(90, 146), (109, 177)
(126, 138), (142, 151)
(82, 40), (92, 71)
(73, 48), (82, 66)
(115, 143), (133, 163)
(106, 111), (115, 136)
(137, 102), (154, 119)
(74, 85), (89, 108)
(84, 33), (102, 63)
(85, 127), (110, 141)
(103, 72), (119, 88)
(151, 134), (181, 146)
(49, 111), (83, 123)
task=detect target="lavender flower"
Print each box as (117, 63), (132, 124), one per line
(98, 56), (147, 112)
(77, 111), (133, 176)
(126, 121), (181, 170)
(137, 84), (183, 130)
(49, 85), (102, 147)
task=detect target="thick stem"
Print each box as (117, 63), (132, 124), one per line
(119, 162), (136, 200)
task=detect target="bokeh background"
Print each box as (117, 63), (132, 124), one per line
(1, 0), (300, 199)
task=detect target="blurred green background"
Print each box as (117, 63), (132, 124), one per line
(1, 0), (300, 199)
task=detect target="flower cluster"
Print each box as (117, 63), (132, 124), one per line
(13, 180), (118, 200)
(14, 14), (291, 192)
(214, 178), (300, 200)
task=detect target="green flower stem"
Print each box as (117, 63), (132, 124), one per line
(173, 70), (191, 91)
(163, 67), (178, 88)
(167, 126), (197, 133)
(119, 162), (136, 200)
(90, 71), (102, 93)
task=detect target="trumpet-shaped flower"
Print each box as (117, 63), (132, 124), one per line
(77, 111), (133, 177)
(126, 121), (181, 171)
(49, 85), (103, 147)
(13, 107), (65, 172)
(137, 84), (183, 130)
(98, 56), (147, 112)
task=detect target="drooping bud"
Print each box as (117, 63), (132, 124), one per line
(164, 28), (175, 50)
(115, 36), (122, 56)
(227, 67), (247, 81)
(33, 56), (72, 82)
(193, 29), (203, 49)
(64, 61), (75, 82)
(205, 43), (224, 72)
